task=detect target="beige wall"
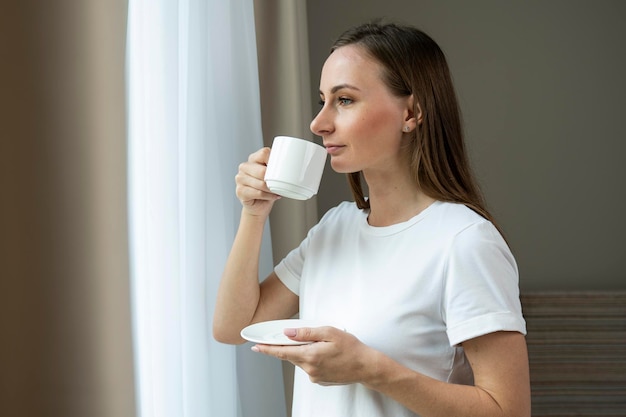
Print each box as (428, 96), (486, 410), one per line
(306, 0), (626, 291)
(0, 2), (135, 416)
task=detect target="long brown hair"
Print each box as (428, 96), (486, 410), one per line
(331, 22), (498, 227)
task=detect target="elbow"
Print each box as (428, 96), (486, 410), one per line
(212, 320), (246, 345)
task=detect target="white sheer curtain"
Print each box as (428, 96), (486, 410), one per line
(126, 1), (287, 416)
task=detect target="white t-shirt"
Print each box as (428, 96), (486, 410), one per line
(275, 201), (526, 417)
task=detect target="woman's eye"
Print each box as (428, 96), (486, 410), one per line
(338, 97), (353, 105)
(318, 97), (352, 107)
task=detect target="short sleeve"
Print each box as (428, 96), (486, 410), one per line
(275, 251), (304, 296)
(443, 221), (526, 346)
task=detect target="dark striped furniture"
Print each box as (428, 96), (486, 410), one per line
(521, 292), (626, 417)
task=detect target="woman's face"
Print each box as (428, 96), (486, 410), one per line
(310, 45), (413, 175)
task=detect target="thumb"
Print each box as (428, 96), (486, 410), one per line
(284, 326), (328, 342)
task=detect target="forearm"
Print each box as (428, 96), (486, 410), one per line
(364, 354), (503, 417)
(362, 333), (530, 417)
(213, 210), (267, 344)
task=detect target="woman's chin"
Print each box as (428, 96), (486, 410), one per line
(329, 158), (354, 174)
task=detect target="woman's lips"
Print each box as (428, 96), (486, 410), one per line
(325, 145), (344, 155)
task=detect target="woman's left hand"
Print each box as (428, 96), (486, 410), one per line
(252, 326), (375, 385)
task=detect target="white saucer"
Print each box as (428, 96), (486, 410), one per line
(241, 319), (341, 345)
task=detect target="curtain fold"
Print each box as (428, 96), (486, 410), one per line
(1, 2), (135, 417)
(127, 1), (286, 416)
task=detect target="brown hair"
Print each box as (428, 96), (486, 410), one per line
(331, 22), (498, 226)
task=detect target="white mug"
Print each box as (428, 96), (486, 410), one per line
(264, 136), (327, 200)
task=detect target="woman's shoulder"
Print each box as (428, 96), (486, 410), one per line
(433, 200), (486, 222)
(433, 202), (509, 253)
(430, 201), (498, 238)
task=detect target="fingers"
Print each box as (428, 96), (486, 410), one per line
(240, 148), (270, 181)
(250, 326), (340, 362)
(284, 326), (335, 342)
(235, 147), (280, 207)
(251, 329), (360, 386)
(235, 166), (273, 199)
(252, 343), (318, 371)
(237, 148), (270, 191)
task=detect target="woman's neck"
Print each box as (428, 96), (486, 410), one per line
(364, 170), (436, 227)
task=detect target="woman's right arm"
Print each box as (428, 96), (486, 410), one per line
(212, 148), (299, 344)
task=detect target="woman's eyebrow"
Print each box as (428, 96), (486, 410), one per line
(319, 83), (361, 96)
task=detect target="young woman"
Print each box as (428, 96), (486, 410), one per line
(214, 22), (530, 417)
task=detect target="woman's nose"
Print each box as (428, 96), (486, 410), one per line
(310, 105), (333, 136)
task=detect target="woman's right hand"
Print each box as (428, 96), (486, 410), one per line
(235, 147), (281, 218)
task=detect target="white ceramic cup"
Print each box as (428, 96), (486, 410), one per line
(264, 136), (327, 200)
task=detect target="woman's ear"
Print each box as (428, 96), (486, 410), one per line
(408, 94), (423, 125)
(403, 95), (423, 132)
(415, 99), (423, 125)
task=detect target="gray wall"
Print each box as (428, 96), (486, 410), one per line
(306, 0), (626, 291)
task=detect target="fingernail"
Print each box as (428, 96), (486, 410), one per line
(251, 345), (260, 352)
(284, 328), (297, 337)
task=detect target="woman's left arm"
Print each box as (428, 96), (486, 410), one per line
(254, 327), (530, 417)
(367, 330), (530, 417)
